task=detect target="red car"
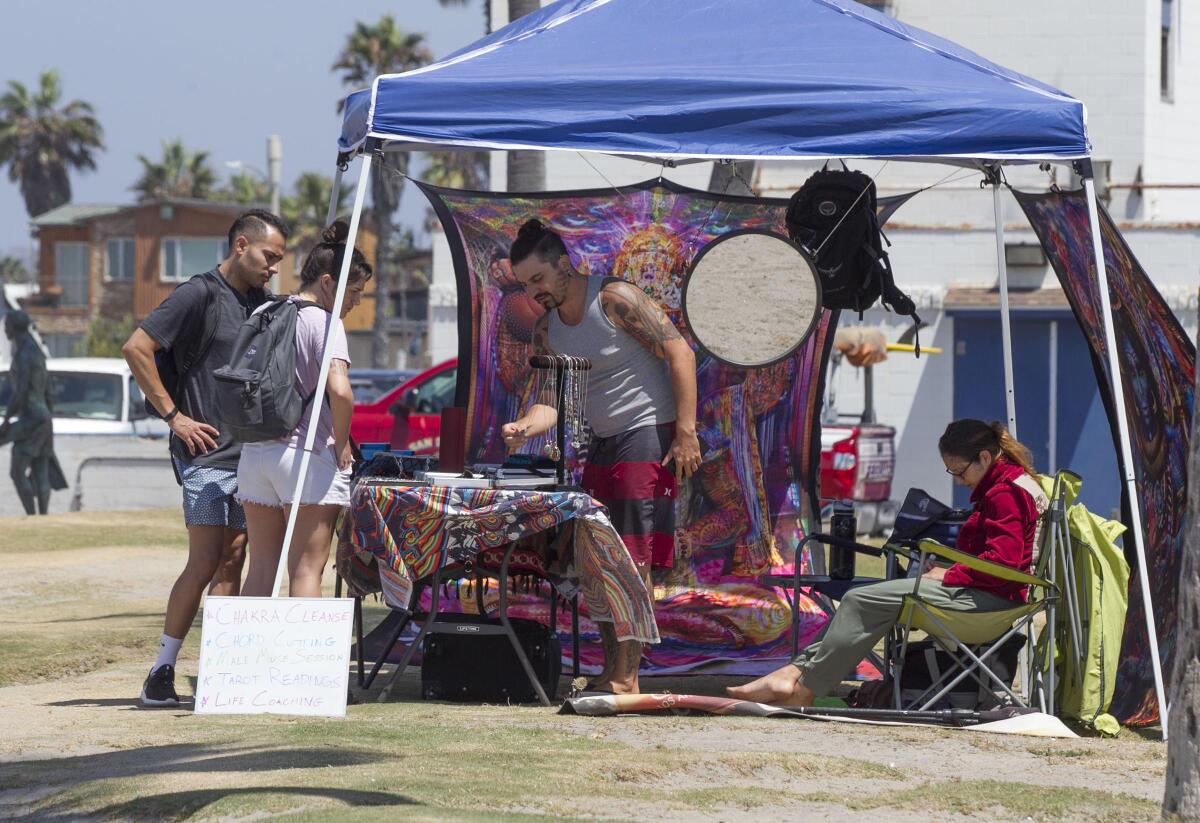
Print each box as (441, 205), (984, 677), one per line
(351, 358), (458, 454)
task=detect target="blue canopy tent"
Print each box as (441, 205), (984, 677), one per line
(294, 0), (1165, 727)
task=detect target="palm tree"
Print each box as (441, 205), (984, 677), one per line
(0, 255), (30, 284)
(0, 70), (103, 218)
(437, 0), (543, 192)
(422, 150), (489, 229)
(131, 138), (217, 201)
(281, 171), (352, 261)
(222, 171), (269, 205)
(436, 0), (489, 33)
(334, 16), (434, 368)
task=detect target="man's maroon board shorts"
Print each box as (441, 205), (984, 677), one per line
(581, 422), (676, 568)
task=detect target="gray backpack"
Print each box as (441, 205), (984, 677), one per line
(213, 297), (322, 442)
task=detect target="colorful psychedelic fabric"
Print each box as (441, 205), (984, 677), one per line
(348, 482), (659, 644)
(1014, 188), (1196, 726)
(418, 179), (836, 675)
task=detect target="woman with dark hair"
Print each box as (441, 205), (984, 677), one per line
(238, 221), (373, 597)
(727, 419), (1047, 707)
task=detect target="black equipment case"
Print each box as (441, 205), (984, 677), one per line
(420, 613), (561, 703)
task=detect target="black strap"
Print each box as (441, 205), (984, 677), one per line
(174, 274), (222, 385)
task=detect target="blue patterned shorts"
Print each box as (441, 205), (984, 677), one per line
(174, 459), (247, 529)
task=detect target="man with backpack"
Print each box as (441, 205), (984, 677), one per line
(122, 209), (288, 707)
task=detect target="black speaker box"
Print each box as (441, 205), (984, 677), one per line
(420, 613), (561, 703)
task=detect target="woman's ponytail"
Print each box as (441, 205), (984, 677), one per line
(939, 418), (1038, 477)
(990, 421), (1037, 477)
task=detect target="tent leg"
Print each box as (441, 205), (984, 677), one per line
(991, 171), (1029, 694)
(990, 174), (1019, 437)
(269, 152), (374, 598)
(325, 163), (347, 225)
(1081, 169), (1169, 739)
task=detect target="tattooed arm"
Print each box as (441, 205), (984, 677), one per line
(601, 281), (701, 480)
(501, 313), (559, 453)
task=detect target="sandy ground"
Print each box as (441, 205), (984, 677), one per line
(0, 511), (1170, 821)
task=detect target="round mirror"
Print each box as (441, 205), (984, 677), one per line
(682, 230), (823, 368)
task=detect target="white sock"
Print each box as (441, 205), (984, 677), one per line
(152, 635), (183, 673)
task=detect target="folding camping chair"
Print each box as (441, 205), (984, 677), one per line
(889, 538), (1058, 713)
(764, 533), (904, 661)
(768, 488), (974, 659)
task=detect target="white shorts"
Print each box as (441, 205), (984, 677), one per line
(236, 441), (351, 508)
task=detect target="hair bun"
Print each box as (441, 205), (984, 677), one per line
(516, 219), (545, 239)
(322, 220), (350, 244)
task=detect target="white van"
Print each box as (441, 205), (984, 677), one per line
(0, 357), (169, 438)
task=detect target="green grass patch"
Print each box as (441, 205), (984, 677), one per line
(804, 777), (1158, 821)
(0, 508), (186, 554)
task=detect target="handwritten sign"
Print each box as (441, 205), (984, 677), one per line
(194, 596), (354, 717)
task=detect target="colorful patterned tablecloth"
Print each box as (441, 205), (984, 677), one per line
(346, 481), (660, 644)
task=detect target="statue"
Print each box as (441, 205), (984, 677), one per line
(0, 311), (66, 514)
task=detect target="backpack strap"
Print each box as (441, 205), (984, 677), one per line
(290, 297), (332, 414)
(875, 252), (923, 358)
(175, 273), (222, 379)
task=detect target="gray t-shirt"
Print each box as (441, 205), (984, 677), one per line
(140, 269), (267, 471)
(546, 276), (675, 438)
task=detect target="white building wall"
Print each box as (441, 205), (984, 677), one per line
(1143, 0), (1200, 222)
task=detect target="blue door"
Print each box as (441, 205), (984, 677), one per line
(951, 312), (1119, 517)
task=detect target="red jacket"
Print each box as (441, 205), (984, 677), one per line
(941, 459), (1039, 602)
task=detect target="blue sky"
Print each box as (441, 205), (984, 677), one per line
(0, 0), (485, 262)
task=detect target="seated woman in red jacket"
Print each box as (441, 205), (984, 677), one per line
(728, 419), (1047, 707)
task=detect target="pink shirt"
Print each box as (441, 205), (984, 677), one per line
(286, 301), (350, 454)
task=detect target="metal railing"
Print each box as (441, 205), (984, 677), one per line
(69, 456), (173, 512)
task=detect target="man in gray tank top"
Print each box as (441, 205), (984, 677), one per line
(501, 220), (701, 695)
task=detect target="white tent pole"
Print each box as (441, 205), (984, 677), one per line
(325, 165), (346, 225)
(1082, 172), (1169, 738)
(991, 177), (1018, 436)
(270, 151), (374, 598)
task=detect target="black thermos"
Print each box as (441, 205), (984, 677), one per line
(829, 502), (857, 580)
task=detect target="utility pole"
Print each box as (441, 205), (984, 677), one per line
(267, 135), (282, 217)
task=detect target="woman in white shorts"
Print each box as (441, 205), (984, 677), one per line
(238, 220), (372, 597)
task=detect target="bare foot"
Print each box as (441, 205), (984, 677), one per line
(726, 664), (813, 706)
(773, 679), (816, 708)
(602, 638), (642, 695)
(583, 676), (639, 695)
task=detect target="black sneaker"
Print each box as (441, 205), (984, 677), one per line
(140, 665), (180, 708)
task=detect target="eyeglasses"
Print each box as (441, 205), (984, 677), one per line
(945, 459), (975, 478)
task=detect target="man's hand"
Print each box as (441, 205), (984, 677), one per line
(169, 413), (219, 456)
(501, 421), (530, 454)
(921, 565), (948, 582)
(662, 428), (703, 482)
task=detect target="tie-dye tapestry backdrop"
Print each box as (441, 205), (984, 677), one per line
(1015, 188), (1195, 726)
(419, 179), (835, 675)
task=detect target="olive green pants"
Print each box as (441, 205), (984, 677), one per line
(791, 578), (1013, 697)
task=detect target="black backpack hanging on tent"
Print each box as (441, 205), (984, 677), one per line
(213, 297), (322, 443)
(785, 165), (922, 352)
